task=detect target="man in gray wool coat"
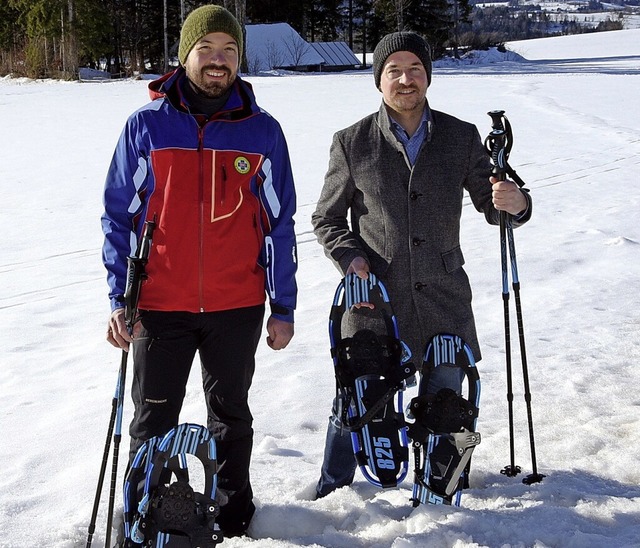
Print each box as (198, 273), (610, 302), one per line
(311, 31), (532, 498)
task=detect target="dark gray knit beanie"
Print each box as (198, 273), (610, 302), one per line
(372, 32), (432, 89)
(178, 5), (243, 66)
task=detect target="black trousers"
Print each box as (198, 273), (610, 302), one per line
(129, 304), (264, 533)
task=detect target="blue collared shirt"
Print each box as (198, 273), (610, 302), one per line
(389, 107), (430, 166)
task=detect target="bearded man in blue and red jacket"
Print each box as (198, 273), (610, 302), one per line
(101, 5), (297, 537)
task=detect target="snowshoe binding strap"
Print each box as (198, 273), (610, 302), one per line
(334, 330), (413, 386)
(146, 481), (221, 547)
(409, 388), (481, 501)
(408, 388), (478, 442)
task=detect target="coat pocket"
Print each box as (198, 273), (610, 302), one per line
(441, 246), (465, 273)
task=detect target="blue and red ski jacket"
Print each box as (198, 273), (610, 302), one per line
(101, 68), (297, 322)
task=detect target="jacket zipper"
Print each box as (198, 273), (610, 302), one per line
(198, 125), (205, 312)
(221, 164), (227, 205)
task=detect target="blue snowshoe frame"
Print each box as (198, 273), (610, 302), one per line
(328, 273), (416, 488)
(123, 423), (223, 547)
(408, 334), (481, 507)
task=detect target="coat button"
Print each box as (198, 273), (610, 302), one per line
(410, 191), (419, 200)
(412, 237), (423, 246)
(414, 282), (424, 291)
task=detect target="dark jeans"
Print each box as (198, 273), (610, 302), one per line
(129, 305), (264, 533)
(316, 363), (464, 498)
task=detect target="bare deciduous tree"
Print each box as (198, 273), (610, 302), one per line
(264, 39), (287, 70)
(282, 32), (312, 68)
(395, 0), (412, 31)
(224, 0), (247, 70)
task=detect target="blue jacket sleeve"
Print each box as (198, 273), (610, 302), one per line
(259, 119), (298, 323)
(101, 115), (147, 312)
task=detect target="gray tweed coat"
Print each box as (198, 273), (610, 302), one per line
(312, 103), (532, 363)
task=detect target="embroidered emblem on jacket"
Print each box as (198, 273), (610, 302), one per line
(235, 156), (250, 174)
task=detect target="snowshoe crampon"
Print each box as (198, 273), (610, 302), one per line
(407, 334), (481, 506)
(329, 273), (416, 488)
(122, 423), (223, 546)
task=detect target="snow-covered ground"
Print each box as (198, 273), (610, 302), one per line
(1, 29), (639, 548)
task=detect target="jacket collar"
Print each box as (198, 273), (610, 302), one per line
(377, 101), (433, 145)
(147, 67), (259, 121)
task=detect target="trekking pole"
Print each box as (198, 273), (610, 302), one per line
(485, 112), (520, 478)
(86, 216), (156, 548)
(485, 111), (544, 485)
(103, 350), (127, 548)
(505, 212), (545, 485)
(86, 366), (121, 548)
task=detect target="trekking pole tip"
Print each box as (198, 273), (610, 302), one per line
(523, 472), (546, 485)
(500, 464), (522, 477)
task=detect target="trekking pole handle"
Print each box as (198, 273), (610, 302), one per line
(138, 217), (156, 263)
(124, 215), (157, 329)
(487, 110), (506, 131)
(488, 129), (508, 181)
(486, 110), (516, 181)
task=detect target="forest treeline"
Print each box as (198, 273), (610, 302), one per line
(0, 0), (624, 79)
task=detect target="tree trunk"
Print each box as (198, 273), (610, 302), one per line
(223, 0), (247, 72)
(62, 0), (78, 79)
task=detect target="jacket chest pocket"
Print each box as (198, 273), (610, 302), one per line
(209, 150), (262, 223)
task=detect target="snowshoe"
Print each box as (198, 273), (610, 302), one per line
(407, 334), (481, 506)
(329, 273), (416, 488)
(122, 423), (223, 547)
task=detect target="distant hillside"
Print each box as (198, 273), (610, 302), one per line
(505, 27), (640, 58)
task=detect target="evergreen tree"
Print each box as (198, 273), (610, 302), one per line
(305, 0), (342, 42)
(247, 0), (307, 30)
(0, 2), (25, 74)
(9, 0), (63, 78)
(405, 0), (456, 58)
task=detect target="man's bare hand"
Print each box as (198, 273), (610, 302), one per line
(346, 257), (375, 309)
(266, 316), (294, 350)
(490, 176), (528, 216)
(106, 308), (133, 351)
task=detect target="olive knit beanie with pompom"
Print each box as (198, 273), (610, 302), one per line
(178, 5), (243, 66)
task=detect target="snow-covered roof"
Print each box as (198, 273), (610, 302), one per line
(246, 23), (324, 72)
(310, 42), (362, 67)
(246, 23), (362, 72)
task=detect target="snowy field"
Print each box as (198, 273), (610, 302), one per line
(1, 29), (639, 548)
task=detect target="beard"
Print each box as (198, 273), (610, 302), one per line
(389, 85), (425, 113)
(187, 63), (237, 98)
